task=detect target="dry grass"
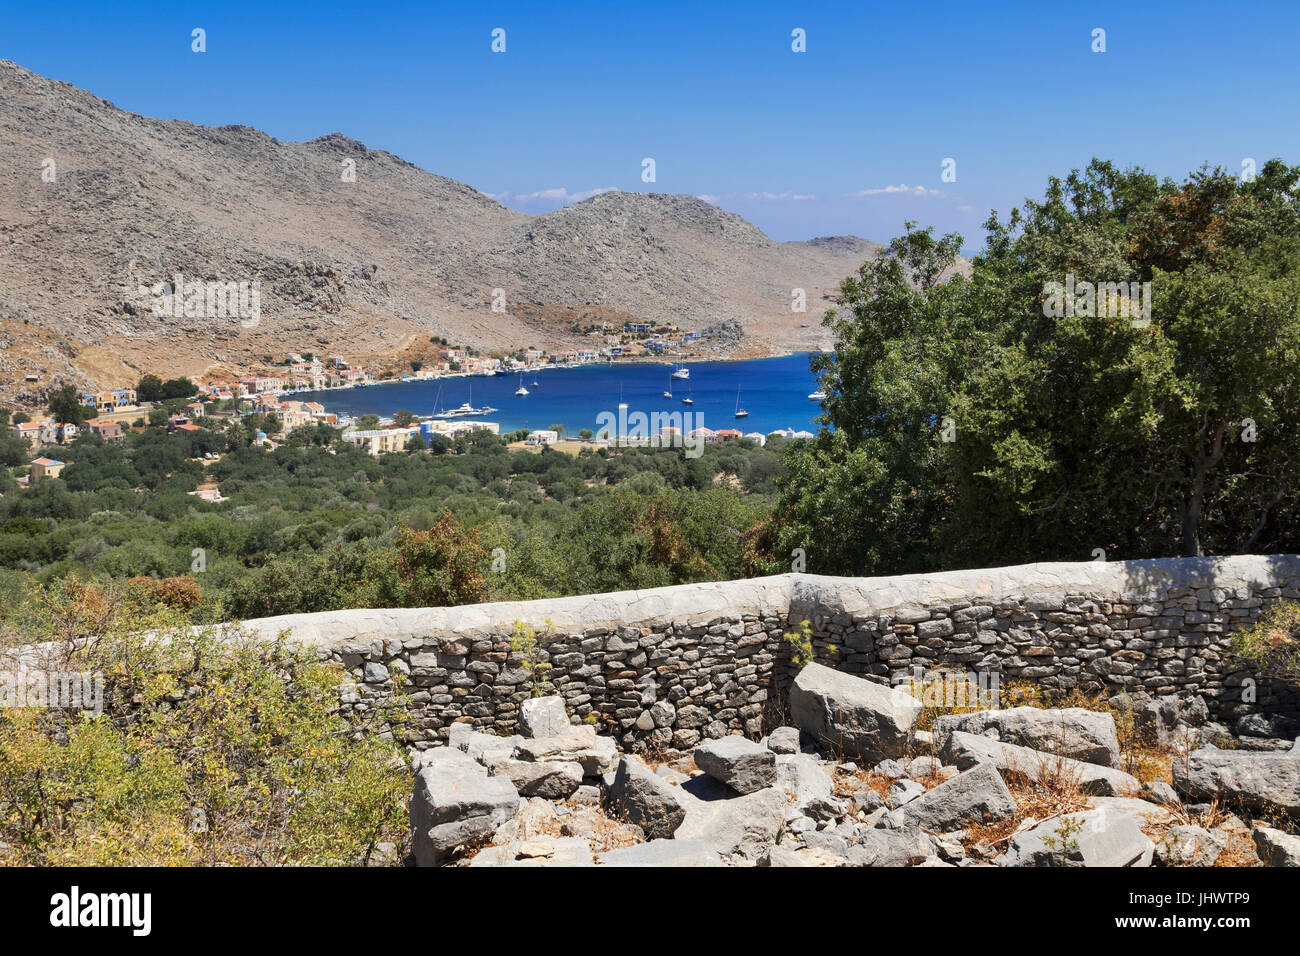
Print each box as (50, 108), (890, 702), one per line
(511, 799), (643, 855)
(962, 752), (1090, 854)
(1133, 797), (1263, 868)
(902, 668), (1184, 786)
(833, 768), (895, 800)
(1212, 833), (1261, 868)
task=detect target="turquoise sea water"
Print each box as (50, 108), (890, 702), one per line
(293, 353), (827, 437)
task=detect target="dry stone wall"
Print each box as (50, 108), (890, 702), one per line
(235, 555), (1300, 751)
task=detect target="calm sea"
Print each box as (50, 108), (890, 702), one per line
(294, 353), (826, 436)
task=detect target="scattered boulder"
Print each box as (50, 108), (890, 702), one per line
(1085, 796), (1175, 826)
(1172, 748), (1300, 820)
(847, 828), (935, 867)
(692, 735), (777, 794)
(514, 726), (618, 776)
(1142, 780), (1180, 805)
(933, 706), (1121, 768)
(897, 762), (1017, 832)
(1235, 713), (1300, 740)
(1153, 825), (1225, 867)
(676, 786), (787, 859)
(1000, 808), (1154, 867)
(597, 839), (725, 867)
(520, 695), (570, 738)
(766, 726), (801, 754)
(774, 752), (834, 807)
(767, 844), (849, 867)
(490, 758), (584, 800)
(789, 663), (921, 763)
(874, 758), (908, 780)
(1251, 825), (1300, 867)
(453, 728), (521, 771)
(470, 837), (595, 867)
(907, 756), (944, 779)
(411, 748), (521, 866)
(942, 730), (1141, 796)
(887, 779), (925, 808)
(605, 756), (690, 839)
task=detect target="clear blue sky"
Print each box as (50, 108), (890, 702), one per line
(3, 0), (1298, 248)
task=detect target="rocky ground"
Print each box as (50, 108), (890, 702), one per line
(408, 662), (1300, 867)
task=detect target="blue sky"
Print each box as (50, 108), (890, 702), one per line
(3, 1), (1298, 248)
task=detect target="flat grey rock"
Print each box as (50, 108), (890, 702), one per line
(898, 762), (1017, 832)
(604, 755), (690, 839)
(693, 735), (777, 794)
(520, 695), (570, 738)
(490, 758), (584, 800)
(1153, 825), (1225, 867)
(411, 748), (521, 866)
(514, 726), (618, 776)
(774, 752), (834, 807)
(767, 726), (802, 754)
(1252, 825), (1300, 866)
(1173, 748), (1300, 820)
(470, 837), (595, 867)
(675, 786), (787, 859)
(597, 839), (725, 867)
(789, 663), (921, 764)
(933, 707), (1121, 768)
(887, 778), (925, 808)
(1000, 808), (1154, 867)
(847, 828), (935, 867)
(942, 730), (1141, 797)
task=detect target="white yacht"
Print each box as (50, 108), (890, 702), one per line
(671, 365), (690, 380)
(515, 374), (529, 397)
(809, 390), (827, 401)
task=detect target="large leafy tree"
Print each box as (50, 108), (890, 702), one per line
(768, 159), (1300, 575)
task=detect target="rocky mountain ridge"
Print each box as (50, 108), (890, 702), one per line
(0, 58), (884, 403)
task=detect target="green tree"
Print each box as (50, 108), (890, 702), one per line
(136, 374), (164, 403)
(770, 159), (1300, 574)
(47, 385), (92, 427)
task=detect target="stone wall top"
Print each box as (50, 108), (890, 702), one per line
(234, 554), (1300, 650)
(794, 554), (1300, 620)
(237, 574), (796, 649)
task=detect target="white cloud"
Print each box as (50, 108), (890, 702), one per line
(497, 186), (620, 205)
(853, 184), (945, 198)
(744, 191), (816, 201)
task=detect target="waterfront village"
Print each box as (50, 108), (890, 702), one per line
(8, 328), (811, 492)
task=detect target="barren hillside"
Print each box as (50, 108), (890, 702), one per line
(0, 59), (882, 404)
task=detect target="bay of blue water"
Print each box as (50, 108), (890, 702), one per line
(294, 353), (826, 436)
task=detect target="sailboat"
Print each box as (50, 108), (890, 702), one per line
(681, 381), (694, 406)
(734, 385), (749, 419)
(671, 364), (689, 380)
(663, 374), (673, 399)
(515, 373), (529, 397)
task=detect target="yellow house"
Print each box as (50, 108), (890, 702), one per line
(30, 457), (66, 480)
